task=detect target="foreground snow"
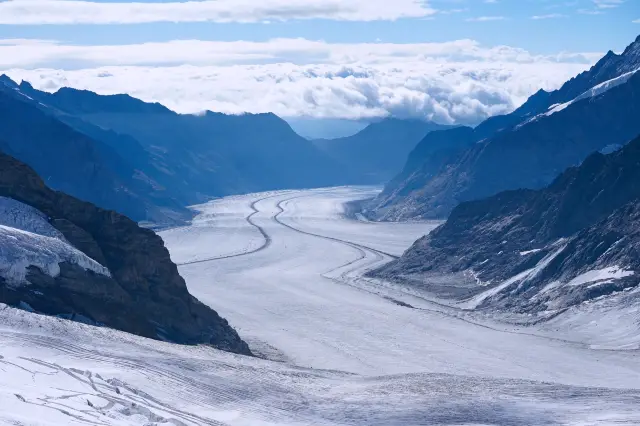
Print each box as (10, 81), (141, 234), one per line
(2, 187), (640, 424)
(2, 303), (640, 426)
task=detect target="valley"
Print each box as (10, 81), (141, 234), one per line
(2, 186), (639, 425)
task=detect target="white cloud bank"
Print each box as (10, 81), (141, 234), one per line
(0, 0), (435, 24)
(1, 38), (600, 124)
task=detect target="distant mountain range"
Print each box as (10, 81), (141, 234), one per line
(314, 118), (453, 183)
(365, 35), (640, 221)
(285, 117), (370, 140)
(0, 78), (371, 224)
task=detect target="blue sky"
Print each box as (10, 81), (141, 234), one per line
(0, 0), (638, 123)
(1, 0), (637, 52)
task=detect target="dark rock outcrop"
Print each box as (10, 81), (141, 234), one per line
(372, 133), (640, 315)
(0, 150), (251, 355)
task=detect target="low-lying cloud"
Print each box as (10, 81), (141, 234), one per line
(1, 38), (600, 125)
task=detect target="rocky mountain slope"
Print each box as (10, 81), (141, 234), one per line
(372, 133), (640, 318)
(366, 36), (640, 221)
(0, 149), (250, 355)
(313, 118), (451, 183)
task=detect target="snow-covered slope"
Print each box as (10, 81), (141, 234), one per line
(537, 66), (640, 121)
(2, 187), (640, 425)
(3, 302), (640, 426)
(0, 196), (110, 284)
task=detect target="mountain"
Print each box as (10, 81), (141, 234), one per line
(372, 132), (640, 318)
(285, 117), (369, 140)
(0, 80), (190, 225)
(366, 36), (640, 221)
(313, 118), (452, 183)
(0, 149), (250, 355)
(16, 82), (357, 199)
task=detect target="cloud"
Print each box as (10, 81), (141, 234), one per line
(0, 38), (600, 125)
(633, 18), (640, 23)
(465, 16), (505, 22)
(593, 0), (624, 8)
(531, 13), (567, 19)
(0, 38), (599, 69)
(578, 9), (604, 14)
(0, 0), (436, 24)
(438, 8), (468, 15)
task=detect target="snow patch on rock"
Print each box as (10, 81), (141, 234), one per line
(568, 266), (634, 287)
(521, 66), (640, 127)
(0, 197), (110, 285)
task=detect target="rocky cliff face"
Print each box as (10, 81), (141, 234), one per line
(363, 126), (476, 219)
(372, 133), (640, 317)
(366, 36), (640, 221)
(0, 150), (251, 355)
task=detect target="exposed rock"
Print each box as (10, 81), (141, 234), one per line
(0, 150), (251, 355)
(372, 133), (640, 316)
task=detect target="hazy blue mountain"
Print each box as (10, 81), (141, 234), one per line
(314, 118), (453, 183)
(366, 36), (640, 221)
(285, 117), (369, 140)
(19, 84), (359, 198)
(0, 80), (189, 224)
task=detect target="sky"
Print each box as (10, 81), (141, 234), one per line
(1, 0), (638, 125)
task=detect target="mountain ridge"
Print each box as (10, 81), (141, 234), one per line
(365, 35), (640, 221)
(1, 75), (363, 224)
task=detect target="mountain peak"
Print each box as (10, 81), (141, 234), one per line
(18, 80), (34, 91)
(622, 34), (640, 56)
(51, 87), (173, 115)
(0, 74), (18, 89)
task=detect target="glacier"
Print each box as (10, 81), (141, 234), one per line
(1, 187), (639, 425)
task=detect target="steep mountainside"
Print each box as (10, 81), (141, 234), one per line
(0, 150), (250, 355)
(17, 83), (357, 197)
(367, 36), (640, 220)
(364, 126), (477, 219)
(313, 118), (451, 183)
(0, 81), (189, 225)
(372, 133), (640, 317)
